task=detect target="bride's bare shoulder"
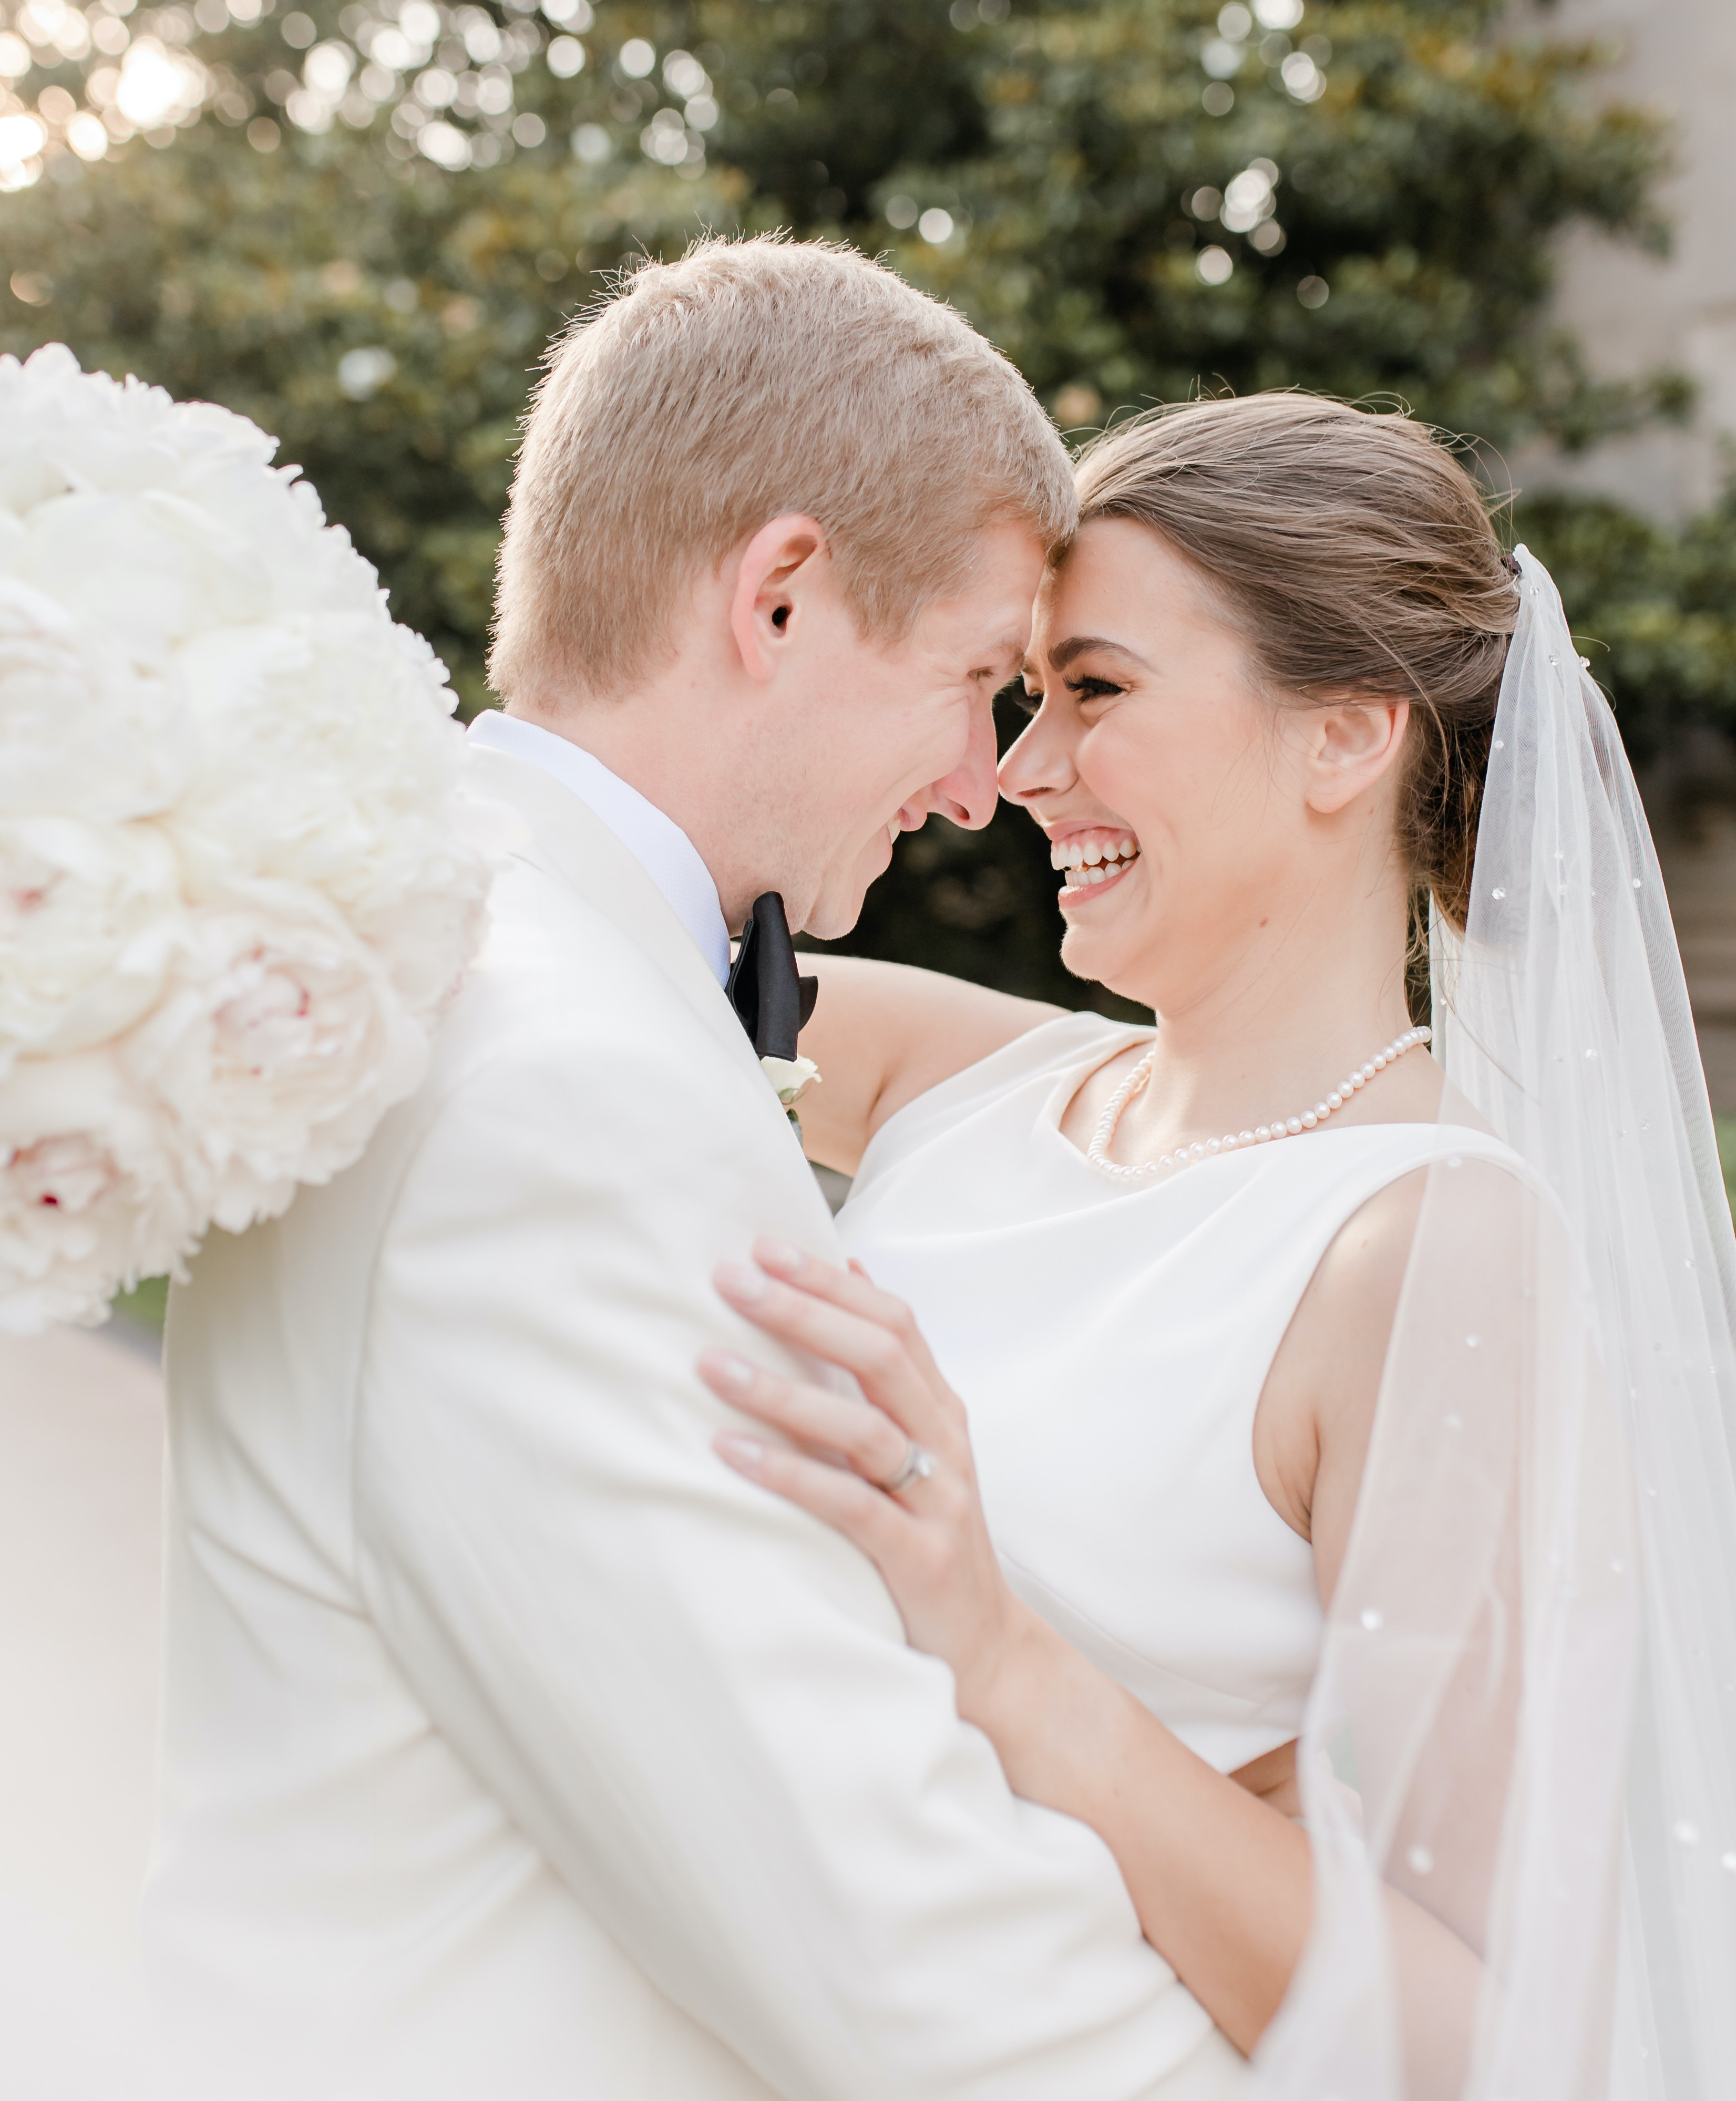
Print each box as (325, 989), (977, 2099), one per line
(1252, 1168), (1423, 1550)
(1253, 1145), (1526, 1600)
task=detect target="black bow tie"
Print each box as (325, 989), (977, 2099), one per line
(727, 893), (818, 1060)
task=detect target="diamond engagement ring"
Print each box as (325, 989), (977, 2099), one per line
(881, 1438), (937, 1495)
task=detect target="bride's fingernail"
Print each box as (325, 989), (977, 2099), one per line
(755, 1238), (804, 1276)
(702, 1351), (755, 1392)
(716, 1433), (767, 1471)
(716, 1261), (770, 1302)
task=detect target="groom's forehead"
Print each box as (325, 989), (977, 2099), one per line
(489, 236), (1074, 712)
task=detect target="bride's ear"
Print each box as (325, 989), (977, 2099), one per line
(1298, 696), (1411, 816)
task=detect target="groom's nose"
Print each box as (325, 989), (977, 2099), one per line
(924, 694), (1000, 832)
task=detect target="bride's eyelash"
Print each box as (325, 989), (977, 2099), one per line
(1003, 673), (1121, 719)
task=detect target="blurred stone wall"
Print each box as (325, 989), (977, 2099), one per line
(1508, 0), (1736, 1107)
(1508, 0), (1736, 522)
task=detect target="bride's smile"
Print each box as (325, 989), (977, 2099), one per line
(1047, 826), (1142, 901)
(993, 509), (1445, 1176)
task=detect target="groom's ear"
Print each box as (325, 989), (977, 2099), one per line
(728, 515), (829, 681)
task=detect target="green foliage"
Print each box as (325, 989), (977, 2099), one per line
(1513, 483), (1736, 765)
(712, 0), (1679, 450)
(3, 0), (1728, 1012)
(694, 0), (992, 215)
(1719, 1116), (1736, 1224)
(111, 1275), (170, 1336)
(0, 118), (733, 710)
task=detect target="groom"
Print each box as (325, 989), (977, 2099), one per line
(148, 238), (1226, 2099)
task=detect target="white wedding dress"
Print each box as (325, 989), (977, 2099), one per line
(835, 1011), (1523, 1777)
(841, 550), (1734, 2101)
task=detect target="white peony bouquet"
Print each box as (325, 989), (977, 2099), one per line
(0, 346), (494, 1333)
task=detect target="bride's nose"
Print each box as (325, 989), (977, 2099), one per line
(998, 705), (1076, 807)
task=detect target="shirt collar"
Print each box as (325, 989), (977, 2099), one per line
(467, 712), (732, 987)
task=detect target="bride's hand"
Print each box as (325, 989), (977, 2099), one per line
(701, 1238), (1039, 1723)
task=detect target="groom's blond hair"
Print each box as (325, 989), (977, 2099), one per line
(489, 236), (1074, 706)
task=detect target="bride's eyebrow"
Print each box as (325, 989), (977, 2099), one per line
(1038, 635), (1153, 676)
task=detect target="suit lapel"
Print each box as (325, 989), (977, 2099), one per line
(464, 744), (762, 1079)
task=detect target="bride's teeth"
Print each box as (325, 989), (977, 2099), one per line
(1051, 833), (1141, 881)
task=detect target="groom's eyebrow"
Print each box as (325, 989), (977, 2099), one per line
(979, 632), (1025, 668)
(972, 635), (1029, 683)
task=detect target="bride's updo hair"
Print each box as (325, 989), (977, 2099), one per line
(1070, 395), (1518, 929)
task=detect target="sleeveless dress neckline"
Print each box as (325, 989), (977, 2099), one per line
(840, 1011), (1524, 1775)
(860, 1011), (1495, 1189)
(1023, 1019), (1475, 1181)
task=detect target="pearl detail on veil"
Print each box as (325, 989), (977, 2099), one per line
(1086, 1025), (1434, 1181)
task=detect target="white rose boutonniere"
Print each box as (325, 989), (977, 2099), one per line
(761, 1054), (819, 1135)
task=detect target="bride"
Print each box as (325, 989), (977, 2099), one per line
(699, 397), (1736, 2099)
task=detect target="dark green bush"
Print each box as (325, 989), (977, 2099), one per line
(1514, 486), (1736, 767)
(4, 0), (1728, 1010)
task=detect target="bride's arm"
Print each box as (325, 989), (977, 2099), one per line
(699, 1240), (1309, 2046)
(699, 1198), (1486, 2078)
(792, 956), (1063, 1175)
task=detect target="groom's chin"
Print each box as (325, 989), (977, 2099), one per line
(801, 891), (867, 944)
(801, 843), (888, 942)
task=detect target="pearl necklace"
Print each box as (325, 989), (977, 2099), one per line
(1086, 1025), (1433, 1181)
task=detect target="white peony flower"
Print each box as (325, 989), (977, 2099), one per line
(0, 576), (191, 820)
(0, 346), (492, 1330)
(127, 891), (431, 1230)
(0, 344), (276, 523)
(0, 1052), (208, 1335)
(170, 611), (463, 909)
(12, 488), (275, 672)
(0, 813), (186, 1077)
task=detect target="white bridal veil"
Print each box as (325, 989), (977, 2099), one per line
(1256, 549), (1736, 2101)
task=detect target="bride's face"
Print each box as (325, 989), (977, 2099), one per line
(1000, 518), (1395, 1008)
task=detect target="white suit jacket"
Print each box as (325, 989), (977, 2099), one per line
(146, 745), (1214, 2099)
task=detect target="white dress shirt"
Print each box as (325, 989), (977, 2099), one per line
(468, 709), (731, 985)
